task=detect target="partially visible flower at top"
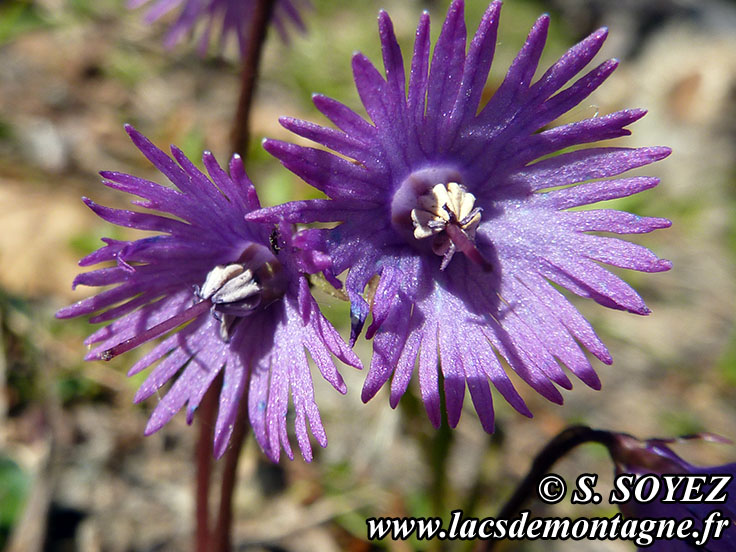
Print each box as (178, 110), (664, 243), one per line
(128, 0), (309, 56)
(251, 1), (671, 431)
(56, 126), (361, 462)
(609, 432), (736, 550)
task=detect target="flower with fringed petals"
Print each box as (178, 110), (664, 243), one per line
(128, 0), (309, 55)
(609, 432), (736, 550)
(57, 126), (361, 462)
(249, 1), (672, 432)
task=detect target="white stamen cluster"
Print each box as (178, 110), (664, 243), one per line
(411, 182), (482, 240)
(197, 263), (262, 341)
(198, 264), (260, 305)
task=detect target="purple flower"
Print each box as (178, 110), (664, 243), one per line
(128, 0), (308, 55)
(609, 433), (736, 550)
(250, 0), (671, 431)
(56, 126), (361, 462)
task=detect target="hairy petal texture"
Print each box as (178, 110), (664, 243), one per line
(129, 0), (310, 55)
(59, 126), (360, 461)
(262, 0), (670, 432)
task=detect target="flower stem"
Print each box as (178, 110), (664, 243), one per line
(195, 373), (223, 552)
(479, 425), (615, 552)
(230, 0), (277, 155)
(211, 384), (251, 551)
(210, 3), (276, 549)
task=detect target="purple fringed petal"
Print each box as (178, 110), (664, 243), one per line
(514, 278), (600, 389)
(352, 53), (390, 130)
(298, 277), (359, 390)
(228, 153), (260, 211)
(212, 332), (249, 458)
(486, 323), (565, 405)
(538, 176), (661, 209)
(170, 146), (233, 212)
(244, 282), (358, 463)
(132, 320), (213, 402)
(517, 109), (647, 165)
(365, 265), (402, 339)
(201, 152), (252, 217)
(532, 59), (618, 129)
(60, 127), (357, 463)
(521, 272), (612, 365)
(418, 317), (441, 428)
(279, 117), (373, 166)
(131, 0), (310, 56)
(125, 126), (189, 190)
(248, 355), (273, 459)
(408, 11), (430, 129)
(265, 342), (295, 461)
(78, 238), (127, 266)
(144, 335), (224, 435)
(462, 350), (495, 433)
(99, 172), (191, 220)
(59, 275), (176, 322)
(508, 146), (671, 191)
(528, 27), (608, 104)
(425, 0), (466, 142)
(183, 336), (231, 423)
(562, 210), (672, 234)
(312, 94), (376, 143)
(438, 322), (467, 428)
(545, 256), (650, 314)
(362, 298), (413, 403)
(478, 14), (549, 122)
(89, 293), (157, 325)
(389, 311), (423, 408)
(448, 1), (501, 131)
(264, 2), (670, 436)
(378, 11), (407, 118)
(576, 234), (672, 272)
(263, 140), (384, 201)
(467, 329), (532, 418)
(72, 267), (130, 288)
(246, 197), (376, 224)
(83, 198), (195, 236)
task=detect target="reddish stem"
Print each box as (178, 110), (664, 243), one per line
(479, 426), (615, 552)
(195, 373), (223, 552)
(211, 384), (251, 551)
(230, 0), (277, 155)
(206, 1), (276, 549)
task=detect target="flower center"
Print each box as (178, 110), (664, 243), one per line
(100, 244), (286, 361)
(196, 244), (287, 342)
(391, 168), (491, 271)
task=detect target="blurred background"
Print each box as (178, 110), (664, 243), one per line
(1, 0), (735, 550)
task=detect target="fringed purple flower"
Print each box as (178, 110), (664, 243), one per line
(251, 1), (672, 431)
(128, 0), (308, 55)
(609, 433), (736, 550)
(57, 126), (360, 462)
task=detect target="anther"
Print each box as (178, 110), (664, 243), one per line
(410, 182), (491, 271)
(100, 249), (288, 359)
(196, 263), (266, 342)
